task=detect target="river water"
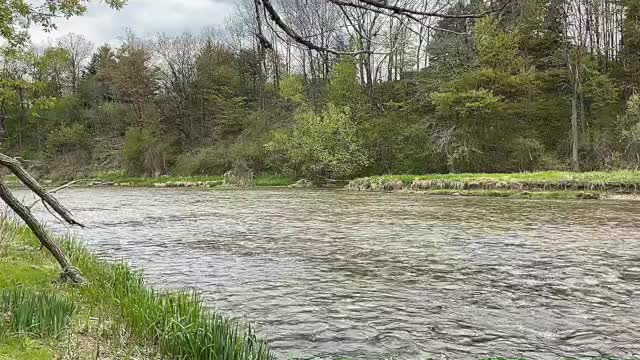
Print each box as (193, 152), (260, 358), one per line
(18, 187), (640, 359)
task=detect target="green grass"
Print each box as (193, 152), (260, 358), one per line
(45, 170), (296, 188)
(0, 288), (76, 338)
(382, 170), (640, 184)
(0, 338), (53, 360)
(0, 221), (273, 359)
(348, 171), (640, 196)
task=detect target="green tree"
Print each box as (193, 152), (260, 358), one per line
(328, 56), (364, 107)
(623, 0), (640, 94)
(267, 103), (369, 180)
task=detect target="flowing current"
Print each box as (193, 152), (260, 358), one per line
(20, 187), (640, 359)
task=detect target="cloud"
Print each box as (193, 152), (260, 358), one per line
(30, 0), (235, 47)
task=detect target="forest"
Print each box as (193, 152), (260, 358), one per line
(1, 0), (640, 181)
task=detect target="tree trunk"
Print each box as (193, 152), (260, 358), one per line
(571, 79), (580, 172)
(0, 153), (85, 284)
(0, 181), (85, 284)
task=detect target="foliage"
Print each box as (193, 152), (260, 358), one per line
(174, 144), (233, 176)
(475, 18), (523, 72)
(0, 0), (125, 45)
(267, 103), (369, 179)
(280, 74), (306, 104)
(45, 123), (89, 155)
(327, 56), (364, 107)
(123, 127), (165, 176)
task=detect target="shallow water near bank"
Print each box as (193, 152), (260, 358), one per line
(16, 187), (640, 359)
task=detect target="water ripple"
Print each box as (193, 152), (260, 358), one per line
(16, 187), (640, 359)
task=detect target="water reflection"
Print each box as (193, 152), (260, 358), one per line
(17, 188), (640, 359)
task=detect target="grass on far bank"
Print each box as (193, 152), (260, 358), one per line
(7, 171), (296, 188)
(425, 189), (604, 199)
(348, 170), (640, 196)
(90, 171), (295, 187)
(380, 170), (640, 184)
(0, 221), (273, 360)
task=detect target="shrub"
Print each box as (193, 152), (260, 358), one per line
(46, 123), (90, 155)
(123, 127), (169, 176)
(509, 137), (545, 171)
(174, 144), (233, 176)
(266, 103), (370, 180)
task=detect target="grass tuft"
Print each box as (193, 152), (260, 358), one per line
(0, 288), (75, 339)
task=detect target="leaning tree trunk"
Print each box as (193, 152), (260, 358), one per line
(0, 153), (85, 284)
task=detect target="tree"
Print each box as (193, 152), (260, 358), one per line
(328, 56), (364, 107)
(106, 34), (158, 122)
(622, 0), (640, 95)
(58, 33), (94, 94)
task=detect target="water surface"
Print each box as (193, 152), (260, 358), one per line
(20, 188), (640, 359)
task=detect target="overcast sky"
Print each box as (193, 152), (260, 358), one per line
(30, 0), (235, 47)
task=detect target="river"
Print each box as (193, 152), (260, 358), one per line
(19, 187), (640, 359)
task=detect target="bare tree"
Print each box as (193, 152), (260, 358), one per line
(254, 0), (512, 55)
(58, 33), (94, 94)
(151, 32), (200, 147)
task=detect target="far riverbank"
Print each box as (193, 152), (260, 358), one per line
(7, 170), (640, 200)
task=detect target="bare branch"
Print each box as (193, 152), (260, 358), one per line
(350, 0), (513, 19)
(260, 0), (374, 55)
(331, 0), (468, 36)
(28, 179), (101, 209)
(0, 154), (84, 227)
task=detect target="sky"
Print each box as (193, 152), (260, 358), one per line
(30, 0), (236, 47)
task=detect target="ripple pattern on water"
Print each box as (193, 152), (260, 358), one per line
(16, 188), (640, 359)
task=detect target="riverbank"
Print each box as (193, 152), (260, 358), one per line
(77, 173), (295, 188)
(0, 221), (272, 360)
(346, 171), (640, 199)
(4, 173), (296, 189)
(8, 170), (640, 200)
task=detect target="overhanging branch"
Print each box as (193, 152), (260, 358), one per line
(258, 0), (510, 55)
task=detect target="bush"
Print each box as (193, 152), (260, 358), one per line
(46, 123), (90, 155)
(96, 102), (137, 136)
(174, 144), (233, 176)
(267, 103), (369, 180)
(123, 127), (169, 176)
(509, 137), (545, 171)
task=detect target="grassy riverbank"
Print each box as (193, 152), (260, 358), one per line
(84, 172), (295, 188)
(8, 170), (640, 199)
(4, 172), (296, 188)
(347, 171), (640, 199)
(0, 222), (272, 360)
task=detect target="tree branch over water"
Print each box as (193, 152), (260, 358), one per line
(256, 0), (512, 54)
(0, 153), (86, 284)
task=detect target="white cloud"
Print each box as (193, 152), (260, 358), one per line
(30, 0), (235, 47)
